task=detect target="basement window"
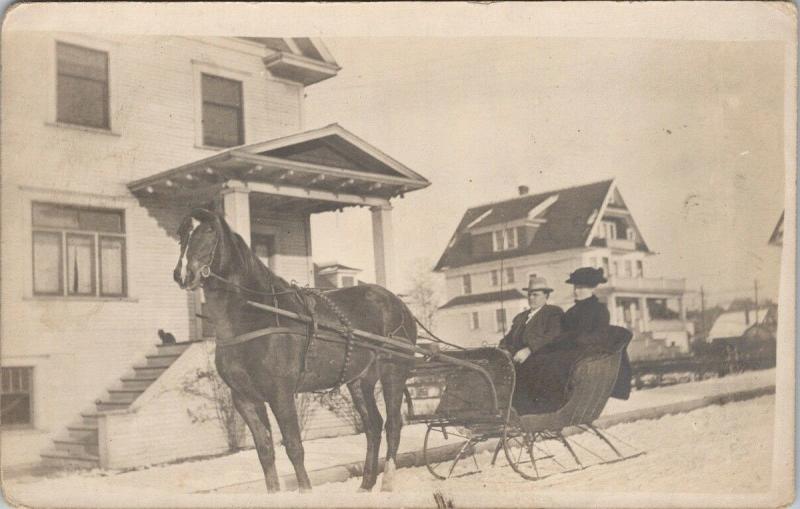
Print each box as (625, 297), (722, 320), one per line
(1, 368), (33, 427)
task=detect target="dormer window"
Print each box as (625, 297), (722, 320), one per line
(626, 227), (636, 242)
(492, 228), (517, 252)
(601, 221), (617, 240)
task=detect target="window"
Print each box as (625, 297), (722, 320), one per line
(602, 221), (617, 240)
(2, 368), (32, 426)
(492, 228), (517, 252)
(624, 260), (633, 278)
(251, 234), (275, 268)
(32, 203), (126, 297)
(56, 42), (109, 129)
(626, 227), (636, 242)
(506, 267), (515, 284)
(462, 274), (472, 295)
(201, 73), (244, 147)
(636, 260), (644, 278)
(341, 276), (355, 288)
(490, 270), (499, 286)
(612, 261), (619, 276)
(495, 308), (507, 333)
(602, 257), (610, 276)
(469, 311), (480, 330)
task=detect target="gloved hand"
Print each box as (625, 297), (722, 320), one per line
(513, 347), (531, 364)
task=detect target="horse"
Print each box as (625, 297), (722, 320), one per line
(172, 208), (417, 493)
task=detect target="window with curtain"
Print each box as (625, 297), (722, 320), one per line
(490, 270), (499, 286)
(1, 367), (33, 426)
(201, 73), (244, 147)
(462, 274), (472, 295)
(505, 267), (515, 284)
(32, 203), (126, 297)
(56, 42), (109, 129)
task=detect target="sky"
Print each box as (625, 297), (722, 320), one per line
(304, 36), (788, 308)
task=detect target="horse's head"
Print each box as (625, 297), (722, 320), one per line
(173, 208), (228, 291)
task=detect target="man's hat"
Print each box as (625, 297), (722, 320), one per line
(522, 274), (553, 294)
(565, 267), (607, 287)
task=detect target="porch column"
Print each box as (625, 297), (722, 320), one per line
(608, 294), (619, 325)
(221, 180), (251, 246)
(371, 204), (395, 290)
(639, 296), (650, 332)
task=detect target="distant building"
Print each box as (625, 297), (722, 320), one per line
(313, 262), (363, 289)
(708, 307), (777, 343)
(769, 212), (784, 246)
(434, 179), (693, 358)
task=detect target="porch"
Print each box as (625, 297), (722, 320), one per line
(128, 123), (429, 287)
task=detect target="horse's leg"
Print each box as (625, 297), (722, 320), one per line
(380, 367), (409, 492)
(232, 395), (281, 492)
(348, 377), (382, 491)
(270, 389), (312, 492)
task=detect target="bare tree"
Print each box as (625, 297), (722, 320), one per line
(179, 344), (246, 452)
(405, 258), (440, 331)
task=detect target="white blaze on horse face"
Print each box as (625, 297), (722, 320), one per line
(180, 218), (201, 284)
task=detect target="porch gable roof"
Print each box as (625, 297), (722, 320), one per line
(127, 124), (430, 212)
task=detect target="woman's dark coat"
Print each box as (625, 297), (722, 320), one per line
(519, 295), (632, 415)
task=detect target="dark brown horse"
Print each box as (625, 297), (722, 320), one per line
(173, 208), (416, 492)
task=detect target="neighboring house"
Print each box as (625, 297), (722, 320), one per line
(434, 180), (693, 359)
(707, 307), (777, 343)
(313, 262), (363, 290)
(769, 211), (784, 246)
(1, 34), (429, 469)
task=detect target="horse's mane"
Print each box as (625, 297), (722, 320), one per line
(209, 211), (292, 295)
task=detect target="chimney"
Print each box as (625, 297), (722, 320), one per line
(518, 185), (529, 196)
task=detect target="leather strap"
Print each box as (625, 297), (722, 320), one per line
(216, 327), (306, 348)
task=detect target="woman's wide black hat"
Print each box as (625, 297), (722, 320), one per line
(565, 267), (607, 287)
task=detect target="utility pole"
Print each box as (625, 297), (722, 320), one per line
(754, 279), (759, 324)
(700, 286), (707, 341)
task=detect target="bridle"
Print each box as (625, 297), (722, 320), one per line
(181, 221), (220, 289)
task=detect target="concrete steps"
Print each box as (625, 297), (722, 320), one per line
(40, 448), (100, 469)
(41, 341), (199, 470)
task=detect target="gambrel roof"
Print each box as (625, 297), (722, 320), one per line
(434, 179), (651, 271)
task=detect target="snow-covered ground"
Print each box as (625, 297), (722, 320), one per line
(4, 395), (776, 508)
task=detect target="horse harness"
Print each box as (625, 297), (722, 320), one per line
(201, 268), (371, 391)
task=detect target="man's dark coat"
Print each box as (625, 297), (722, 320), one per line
(499, 305), (564, 414)
(521, 295), (632, 414)
(499, 304), (564, 356)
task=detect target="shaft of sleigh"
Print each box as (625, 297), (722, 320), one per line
(245, 299), (501, 414)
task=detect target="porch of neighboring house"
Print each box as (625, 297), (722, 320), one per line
(598, 278), (692, 360)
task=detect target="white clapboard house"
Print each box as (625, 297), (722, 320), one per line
(1, 34), (429, 470)
(434, 180), (693, 360)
